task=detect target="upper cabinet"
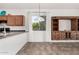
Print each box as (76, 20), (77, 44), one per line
(71, 18), (77, 31)
(7, 16), (16, 26)
(0, 16), (7, 20)
(0, 15), (24, 26)
(52, 16), (79, 31)
(52, 18), (59, 31)
(15, 16), (24, 26)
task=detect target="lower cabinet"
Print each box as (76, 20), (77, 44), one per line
(71, 31), (76, 40)
(77, 31), (79, 40)
(71, 31), (79, 40)
(52, 31), (79, 40)
(61, 32), (66, 40)
(52, 31), (65, 40)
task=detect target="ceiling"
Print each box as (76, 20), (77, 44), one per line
(0, 3), (79, 9)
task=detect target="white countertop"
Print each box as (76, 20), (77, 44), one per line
(0, 32), (26, 39)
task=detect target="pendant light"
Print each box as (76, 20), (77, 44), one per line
(38, 3), (40, 17)
(38, 3), (40, 30)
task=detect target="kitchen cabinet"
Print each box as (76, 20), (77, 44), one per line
(77, 31), (79, 40)
(78, 19), (79, 31)
(53, 31), (61, 40)
(7, 15), (24, 26)
(52, 31), (65, 40)
(0, 15), (24, 26)
(71, 31), (79, 40)
(51, 17), (59, 31)
(71, 31), (76, 40)
(52, 31), (79, 40)
(61, 32), (65, 40)
(71, 18), (77, 31)
(7, 16), (16, 26)
(51, 16), (79, 40)
(52, 31), (76, 40)
(15, 16), (24, 26)
(0, 16), (7, 20)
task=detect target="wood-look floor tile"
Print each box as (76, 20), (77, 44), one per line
(17, 42), (79, 55)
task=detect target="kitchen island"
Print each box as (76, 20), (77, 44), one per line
(0, 31), (28, 55)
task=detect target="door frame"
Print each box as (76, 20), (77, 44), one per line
(28, 12), (47, 42)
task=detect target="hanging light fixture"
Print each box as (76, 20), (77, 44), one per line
(38, 3), (47, 30)
(38, 3), (41, 30)
(38, 3), (40, 17)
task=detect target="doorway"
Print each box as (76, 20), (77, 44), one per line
(29, 12), (47, 42)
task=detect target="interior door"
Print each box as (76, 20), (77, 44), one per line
(29, 12), (46, 42)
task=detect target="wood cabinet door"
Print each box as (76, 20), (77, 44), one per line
(15, 16), (24, 26)
(55, 32), (61, 40)
(71, 19), (77, 31)
(0, 16), (7, 20)
(7, 16), (16, 26)
(61, 32), (65, 40)
(52, 31), (61, 40)
(53, 19), (59, 31)
(52, 31), (55, 40)
(77, 32), (79, 40)
(71, 31), (76, 40)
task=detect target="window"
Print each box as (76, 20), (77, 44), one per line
(32, 16), (46, 31)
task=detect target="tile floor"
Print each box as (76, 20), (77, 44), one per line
(17, 42), (79, 55)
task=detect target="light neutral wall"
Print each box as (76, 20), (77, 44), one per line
(50, 9), (79, 16)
